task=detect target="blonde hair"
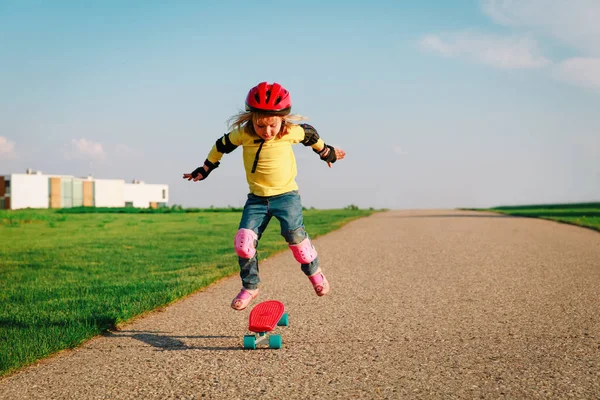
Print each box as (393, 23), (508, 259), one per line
(227, 110), (308, 139)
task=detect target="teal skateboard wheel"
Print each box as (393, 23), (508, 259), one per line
(269, 334), (282, 349)
(243, 335), (256, 350)
(277, 313), (289, 327)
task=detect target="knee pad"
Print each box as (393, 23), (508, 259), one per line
(289, 237), (317, 264)
(235, 229), (257, 259)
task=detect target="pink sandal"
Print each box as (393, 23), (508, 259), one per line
(231, 288), (259, 311)
(308, 268), (330, 296)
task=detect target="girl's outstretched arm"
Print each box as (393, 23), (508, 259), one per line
(299, 124), (346, 167)
(182, 130), (243, 182)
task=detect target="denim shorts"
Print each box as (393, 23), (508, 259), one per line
(239, 190), (306, 242)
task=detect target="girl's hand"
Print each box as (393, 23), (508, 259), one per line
(182, 173), (195, 181)
(182, 165), (209, 181)
(327, 148), (346, 168)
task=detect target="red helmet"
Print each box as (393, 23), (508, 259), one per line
(245, 82), (291, 115)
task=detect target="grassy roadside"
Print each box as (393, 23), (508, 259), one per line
(467, 202), (600, 232)
(0, 207), (377, 376)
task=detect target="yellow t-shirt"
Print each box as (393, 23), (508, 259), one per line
(206, 125), (325, 197)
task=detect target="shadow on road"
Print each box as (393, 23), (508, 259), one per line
(101, 330), (242, 351)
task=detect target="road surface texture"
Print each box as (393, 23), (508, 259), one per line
(1, 210), (599, 399)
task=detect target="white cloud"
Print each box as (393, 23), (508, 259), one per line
(0, 137), (17, 159)
(482, 0), (600, 89)
(481, 0), (600, 55)
(555, 57), (600, 90)
(69, 138), (106, 161)
(419, 35), (453, 56)
(420, 0), (600, 90)
(419, 32), (549, 69)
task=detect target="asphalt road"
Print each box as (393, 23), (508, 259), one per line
(1, 210), (599, 399)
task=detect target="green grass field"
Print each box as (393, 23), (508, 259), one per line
(0, 207), (376, 376)
(480, 202), (600, 232)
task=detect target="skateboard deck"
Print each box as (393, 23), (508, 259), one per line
(243, 300), (288, 349)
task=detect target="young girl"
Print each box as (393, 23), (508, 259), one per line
(183, 82), (346, 310)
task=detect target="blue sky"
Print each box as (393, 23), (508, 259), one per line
(1, 0), (599, 209)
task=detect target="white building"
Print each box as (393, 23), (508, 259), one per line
(123, 180), (169, 208)
(0, 169), (169, 210)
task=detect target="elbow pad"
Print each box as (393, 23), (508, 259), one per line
(300, 124), (320, 146)
(215, 133), (238, 154)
